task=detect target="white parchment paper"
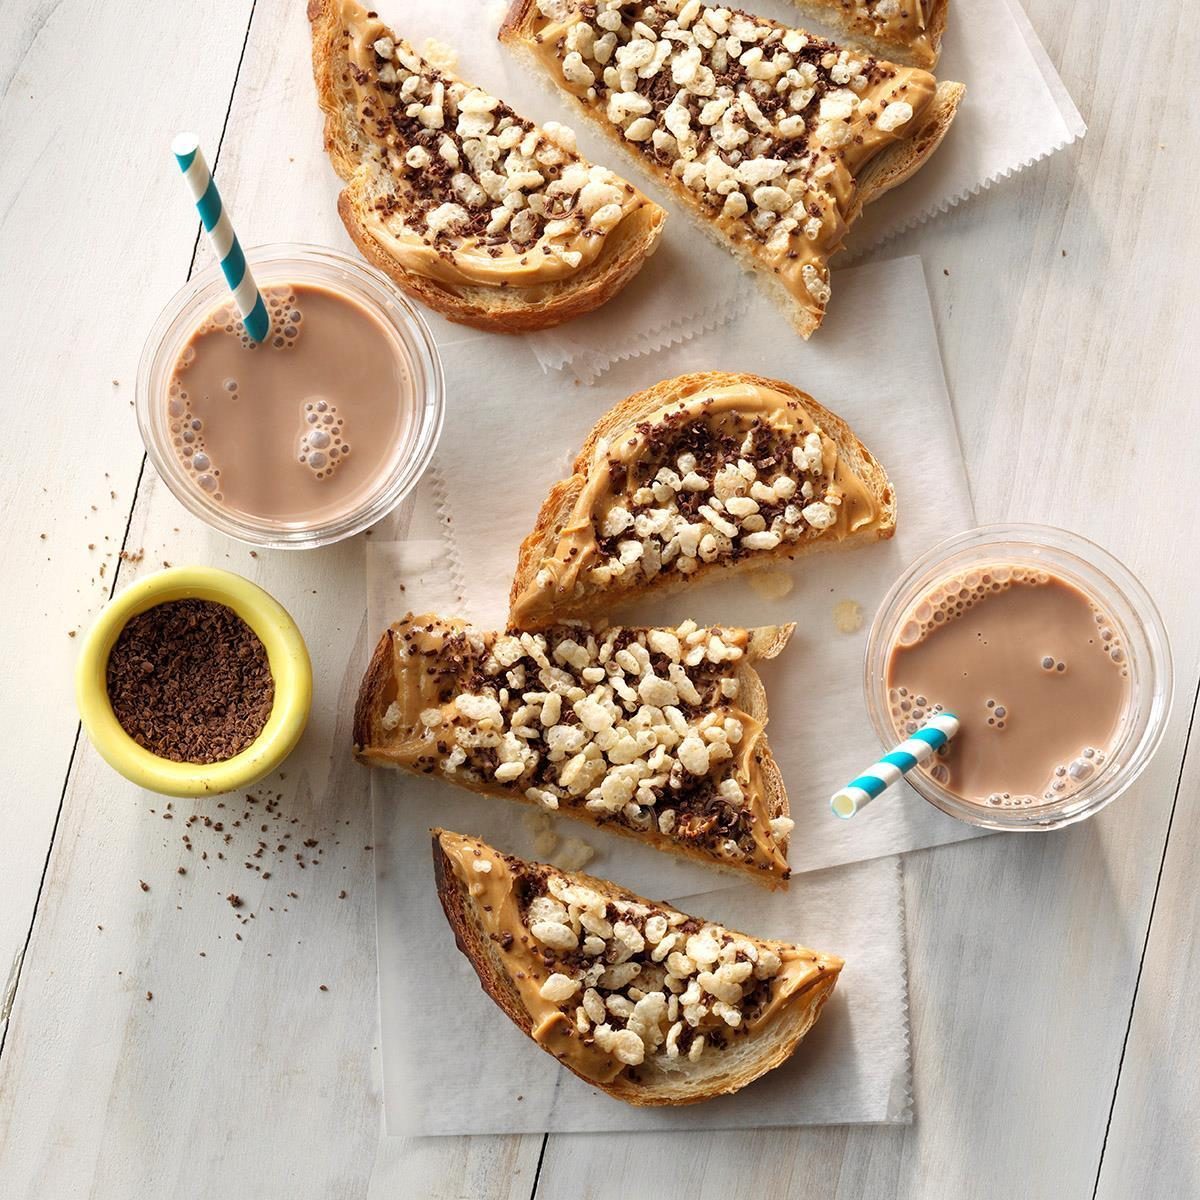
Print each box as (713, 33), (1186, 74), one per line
(368, 540), (912, 1134)
(396, 256), (984, 881)
(845, 0), (1087, 255)
(361, 0), (1083, 377)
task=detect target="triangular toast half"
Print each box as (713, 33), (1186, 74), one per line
(784, 0), (948, 68)
(356, 614), (797, 887)
(509, 371), (894, 628)
(308, 0), (667, 331)
(433, 829), (842, 1104)
(500, 0), (963, 336)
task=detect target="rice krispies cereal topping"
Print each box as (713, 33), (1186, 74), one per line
(439, 832), (840, 1084)
(525, 0), (938, 318)
(386, 617), (793, 878)
(338, 4), (652, 287)
(508, 379), (885, 627)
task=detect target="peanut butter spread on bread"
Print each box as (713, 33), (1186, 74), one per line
(333, 0), (655, 289)
(363, 616), (795, 881)
(520, 0), (941, 324)
(510, 379), (881, 628)
(437, 831), (841, 1083)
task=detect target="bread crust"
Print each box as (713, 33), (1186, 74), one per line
(308, 0), (667, 333)
(499, 1), (963, 337)
(432, 829), (842, 1105)
(352, 622), (397, 753)
(356, 616), (797, 888)
(508, 370), (895, 627)
(855, 80), (964, 209)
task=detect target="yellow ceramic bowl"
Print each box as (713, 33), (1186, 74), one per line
(76, 566), (312, 797)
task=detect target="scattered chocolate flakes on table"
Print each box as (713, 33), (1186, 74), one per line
(129, 773), (371, 961)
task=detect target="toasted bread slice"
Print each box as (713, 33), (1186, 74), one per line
(508, 371), (894, 629)
(500, 0), (963, 336)
(356, 614), (797, 887)
(433, 829), (842, 1105)
(308, 0), (667, 332)
(784, 0), (948, 68)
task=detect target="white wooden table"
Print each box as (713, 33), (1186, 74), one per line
(1, 1), (1197, 1196)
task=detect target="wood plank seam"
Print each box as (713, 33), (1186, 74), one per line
(0, 0), (262, 1069)
(528, 1133), (550, 1200)
(0, 725), (78, 1055)
(1091, 673), (1200, 1199)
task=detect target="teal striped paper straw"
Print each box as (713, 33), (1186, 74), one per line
(171, 132), (269, 343)
(831, 712), (960, 819)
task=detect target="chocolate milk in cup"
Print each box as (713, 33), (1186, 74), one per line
(864, 526), (1172, 830)
(886, 566), (1129, 808)
(138, 244), (443, 548)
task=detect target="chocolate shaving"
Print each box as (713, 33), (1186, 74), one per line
(106, 599), (274, 764)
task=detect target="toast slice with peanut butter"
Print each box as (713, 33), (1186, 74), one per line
(509, 371), (895, 629)
(500, 0), (962, 336)
(433, 829), (842, 1105)
(308, 0), (666, 332)
(356, 614), (796, 888)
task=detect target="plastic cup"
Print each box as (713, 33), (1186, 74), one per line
(863, 524), (1173, 830)
(137, 243), (444, 548)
